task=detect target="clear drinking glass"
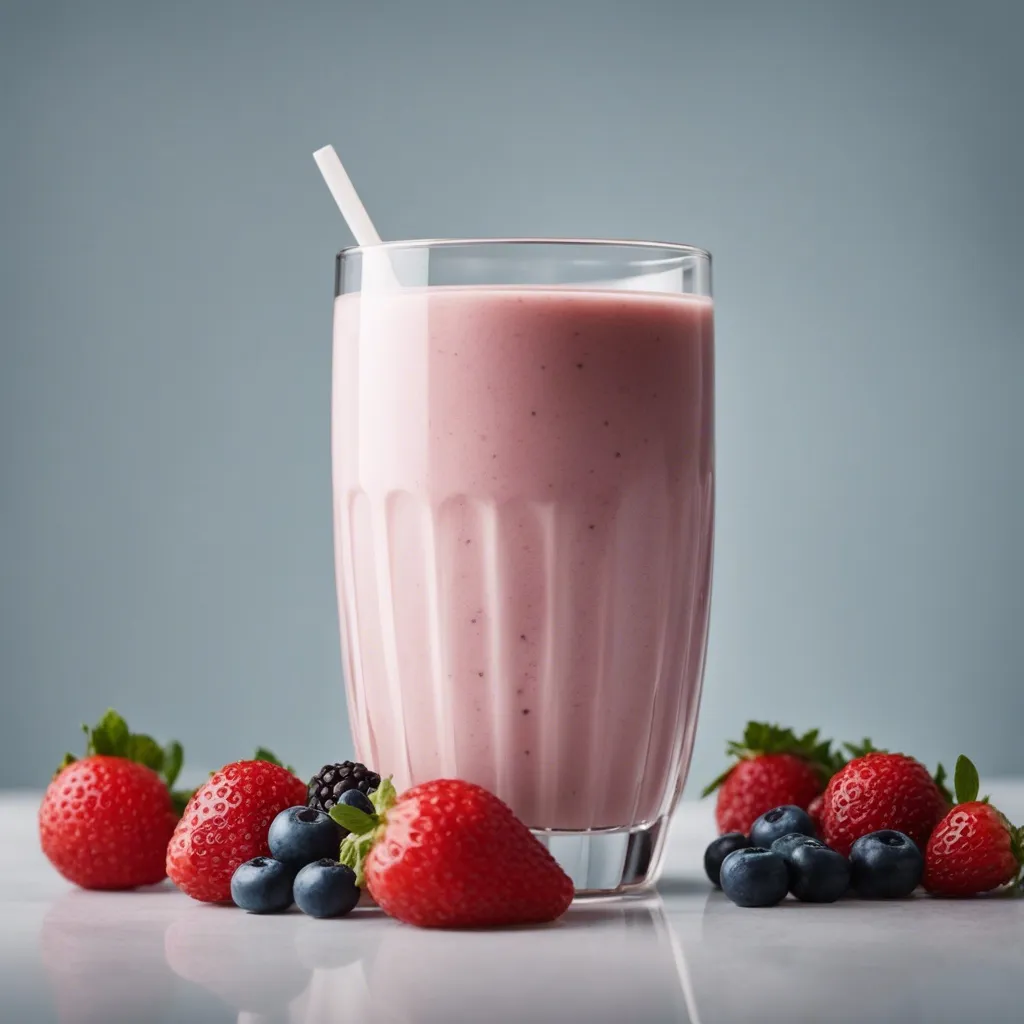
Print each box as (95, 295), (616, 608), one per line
(332, 239), (714, 895)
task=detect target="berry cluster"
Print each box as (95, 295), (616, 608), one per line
(705, 739), (1022, 903)
(39, 712), (574, 930)
(706, 804), (923, 907)
(230, 798), (369, 918)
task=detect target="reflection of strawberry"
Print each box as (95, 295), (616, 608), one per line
(164, 908), (310, 1016)
(335, 778), (574, 928)
(821, 751), (948, 857)
(702, 723), (842, 835)
(41, 891), (176, 1024)
(924, 755), (1023, 896)
(166, 759), (306, 903)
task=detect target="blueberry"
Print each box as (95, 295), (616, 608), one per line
(268, 805), (345, 868)
(704, 833), (752, 888)
(749, 805), (816, 849)
(771, 832), (823, 861)
(719, 848), (789, 908)
(787, 842), (850, 903)
(335, 788), (375, 816)
(849, 830), (923, 899)
(293, 859), (361, 919)
(230, 857), (294, 914)
(770, 833), (826, 883)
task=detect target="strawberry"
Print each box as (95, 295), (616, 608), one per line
(40, 757), (177, 890)
(924, 755), (1023, 896)
(807, 793), (825, 834)
(166, 758), (307, 903)
(820, 749), (949, 857)
(702, 723), (843, 835)
(332, 777), (574, 928)
(38, 709), (188, 890)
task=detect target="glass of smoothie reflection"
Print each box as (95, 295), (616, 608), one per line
(332, 239), (714, 895)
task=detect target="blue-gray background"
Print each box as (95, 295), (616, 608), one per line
(2, 0), (1022, 791)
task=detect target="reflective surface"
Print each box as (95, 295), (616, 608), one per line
(2, 786), (1022, 1023)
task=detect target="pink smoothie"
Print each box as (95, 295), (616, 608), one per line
(332, 286), (714, 831)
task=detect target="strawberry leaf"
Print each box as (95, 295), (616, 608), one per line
(125, 734), (165, 773)
(330, 804), (378, 835)
(86, 709), (131, 757)
(334, 777), (398, 888)
(339, 834), (360, 872)
(63, 709), (189, 808)
(254, 747), (296, 775)
(700, 767), (734, 799)
(953, 755), (980, 805)
(369, 776), (398, 815)
(339, 830), (377, 888)
(163, 741), (184, 789)
(171, 788), (196, 818)
(99, 709), (130, 755)
(843, 737), (883, 759)
(933, 762), (954, 805)
(1009, 826), (1024, 891)
(703, 722), (843, 797)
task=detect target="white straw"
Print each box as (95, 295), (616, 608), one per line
(313, 144), (400, 290)
(312, 145), (383, 247)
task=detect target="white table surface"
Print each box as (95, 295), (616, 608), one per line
(2, 784), (1022, 1023)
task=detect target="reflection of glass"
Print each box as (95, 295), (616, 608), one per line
(333, 239), (715, 895)
(289, 918), (378, 1023)
(360, 895), (695, 1024)
(39, 891), (177, 1024)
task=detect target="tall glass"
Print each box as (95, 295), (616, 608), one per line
(332, 239), (714, 894)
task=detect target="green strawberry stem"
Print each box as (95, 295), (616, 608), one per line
(253, 746), (297, 775)
(933, 762), (954, 805)
(57, 709), (295, 819)
(843, 737), (881, 759)
(170, 789), (197, 817)
(333, 777), (397, 887)
(953, 754), (981, 804)
(1011, 825), (1024, 891)
(62, 709), (188, 795)
(701, 722), (844, 798)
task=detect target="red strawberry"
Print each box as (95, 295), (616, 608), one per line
(166, 759), (307, 903)
(821, 751), (949, 857)
(39, 756), (177, 890)
(38, 709), (188, 890)
(924, 755), (1023, 896)
(807, 793), (825, 834)
(702, 723), (842, 835)
(332, 777), (574, 928)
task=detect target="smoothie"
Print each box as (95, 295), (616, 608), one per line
(332, 285), (714, 831)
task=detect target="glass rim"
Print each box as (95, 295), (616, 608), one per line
(336, 236), (711, 262)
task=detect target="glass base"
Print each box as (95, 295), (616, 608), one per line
(531, 816), (670, 897)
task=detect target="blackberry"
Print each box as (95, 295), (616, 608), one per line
(307, 761), (381, 813)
